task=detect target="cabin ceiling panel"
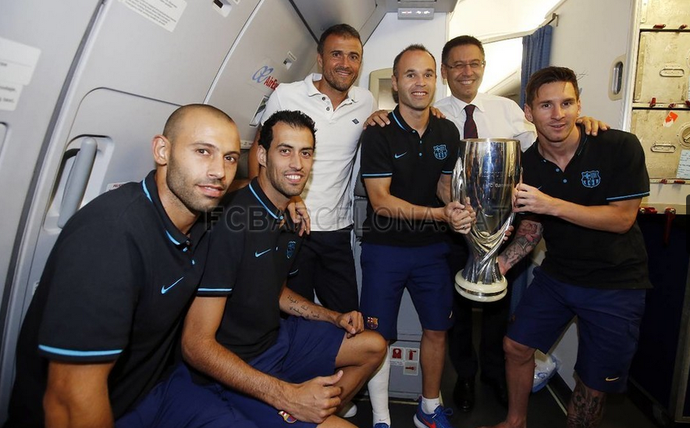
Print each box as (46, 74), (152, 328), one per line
(290, 0), (459, 43)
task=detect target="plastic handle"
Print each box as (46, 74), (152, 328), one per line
(611, 61), (624, 96)
(57, 138), (98, 228)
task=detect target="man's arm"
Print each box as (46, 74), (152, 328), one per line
(363, 176), (474, 234)
(365, 176), (452, 224)
(496, 219), (544, 275)
(364, 107), (445, 128)
(280, 285), (362, 337)
(44, 361), (115, 428)
(181, 296), (342, 423)
(514, 183), (641, 233)
(436, 173), (452, 205)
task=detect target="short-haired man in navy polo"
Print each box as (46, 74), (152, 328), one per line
(481, 66), (651, 428)
(359, 45), (475, 428)
(177, 110), (386, 428)
(5, 104), (241, 428)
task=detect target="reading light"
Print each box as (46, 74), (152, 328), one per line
(398, 7), (435, 20)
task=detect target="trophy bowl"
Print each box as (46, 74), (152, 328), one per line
(452, 138), (521, 302)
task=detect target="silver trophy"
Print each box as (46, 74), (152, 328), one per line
(452, 138), (521, 302)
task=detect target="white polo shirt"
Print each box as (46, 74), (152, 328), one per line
(435, 91), (536, 151)
(261, 73), (375, 232)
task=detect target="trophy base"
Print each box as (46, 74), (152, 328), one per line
(455, 270), (507, 302)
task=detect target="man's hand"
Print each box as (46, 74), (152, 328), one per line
(334, 311), (364, 338)
(503, 225), (514, 242)
(364, 109), (390, 128)
(513, 183), (555, 215)
(287, 196), (310, 236)
(497, 255), (508, 276)
(281, 371), (344, 423)
(445, 199), (476, 234)
(576, 116), (609, 136)
(364, 106), (446, 129)
(429, 106), (445, 119)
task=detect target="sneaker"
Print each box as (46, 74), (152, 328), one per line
(413, 401), (454, 428)
(338, 402), (357, 418)
(373, 424), (390, 428)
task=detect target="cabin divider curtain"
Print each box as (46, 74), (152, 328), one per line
(519, 25), (553, 108)
(511, 25), (552, 314)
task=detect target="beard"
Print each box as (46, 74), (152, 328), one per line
(166, 154), (223, 215)
(266, 168), (305, 199)
(322, 67), (356, 93)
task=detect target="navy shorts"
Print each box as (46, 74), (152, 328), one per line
(115, 364), (256, 428)
(508, 267), (646, 393)
(360, 242), (454, 340)
(217, 316), (344, 427)
(116, 317), (344, 428)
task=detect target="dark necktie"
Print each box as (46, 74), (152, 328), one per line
(464, 104), (478, 139)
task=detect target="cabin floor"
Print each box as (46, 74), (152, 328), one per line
(348, 308), (661, 428)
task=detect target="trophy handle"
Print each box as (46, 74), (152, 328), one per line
(451, 157), (465, 203)
(473, 211), (515, 266)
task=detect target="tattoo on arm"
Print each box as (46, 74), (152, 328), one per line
(499, 220), (543, 271)
(285, 294), (321, 320)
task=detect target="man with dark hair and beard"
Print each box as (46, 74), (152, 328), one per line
(5, 104), (241, 428)
(245, 26), (375, 420)
(177, 110), (386, 428)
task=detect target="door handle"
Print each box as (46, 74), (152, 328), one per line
(57, 137), (98, 228)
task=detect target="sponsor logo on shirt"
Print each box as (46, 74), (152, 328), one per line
(394, 152), (407, 159)
(255, 248), (272, 258)
(161, 276), (184, 294)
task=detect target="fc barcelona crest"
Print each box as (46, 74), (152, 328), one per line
(366, 316), (379, 330)
(278, 411), (296, 423)
(581, 170), (601, 188)
(287, 240), (296, 259)
(433, 144), (448, 160)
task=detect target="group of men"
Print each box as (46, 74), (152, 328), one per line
(4, 21), (651, 428)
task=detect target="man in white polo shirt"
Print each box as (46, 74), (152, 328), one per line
(248, 24), (374, 316)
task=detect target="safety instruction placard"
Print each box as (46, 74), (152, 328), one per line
(0, 37), (41, 111)
(119, 0), (188, 32)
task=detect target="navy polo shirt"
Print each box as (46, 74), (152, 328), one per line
(197, 179), (301, 363)
(360, 106), (460, 246)
(522, 126), (651, 289)
(7, 170), (210, 425)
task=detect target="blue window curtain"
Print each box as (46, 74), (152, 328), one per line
(511, 25), (552, 315)
(520, 25), (553, 108)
